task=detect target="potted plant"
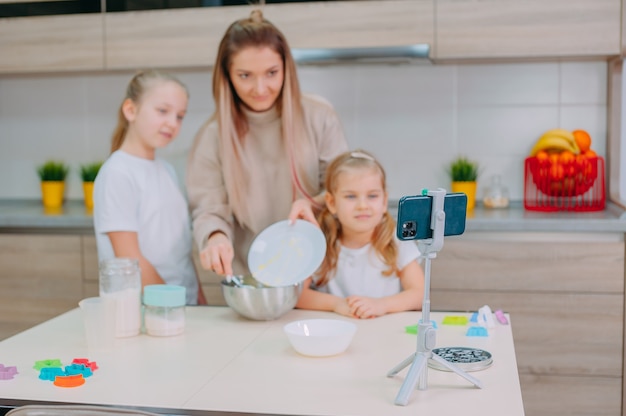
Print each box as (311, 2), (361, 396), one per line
(447, 156), (479, 211)
(37, 160), (69, 209)
(80, 161), (103, 210)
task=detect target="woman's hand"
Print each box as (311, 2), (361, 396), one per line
(288, 198), (319, 226)
(199, 232), (234, 276)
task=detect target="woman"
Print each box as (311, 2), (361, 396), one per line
(186, 10), (348, 277)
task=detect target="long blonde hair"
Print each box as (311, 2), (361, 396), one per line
(316, 150), (398, 286)
(110, 69), (189, 153)
(212, 9), (315, 228)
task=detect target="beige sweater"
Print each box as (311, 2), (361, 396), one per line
(186, 95), (348, 275)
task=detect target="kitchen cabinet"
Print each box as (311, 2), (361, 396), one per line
(103, 0), (433, 70)
(434, 0), (621, 60)
(0, 234), (85, 339)
(0, 13), (104, 73)
(430, 231), (625, 416)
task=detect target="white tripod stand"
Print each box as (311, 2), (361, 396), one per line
(387, 188), (483, 406)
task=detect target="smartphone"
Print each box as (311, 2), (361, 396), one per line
(396, 193), (467, 241)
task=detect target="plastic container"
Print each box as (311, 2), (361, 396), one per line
(143, 285), (186, 337)
(482, 175), (510, 209)
(99, 258), (142, 337)
(524, 155), (605, 212)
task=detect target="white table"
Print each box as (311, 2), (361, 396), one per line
(0, 307), (524, 415)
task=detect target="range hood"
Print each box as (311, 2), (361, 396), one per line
(291, 44), (431, 65)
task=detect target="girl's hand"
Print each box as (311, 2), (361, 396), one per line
(200, 232), (234, 276)
(346, 296), (386, 319)
(333, 298), (356, 318)
(288, 198), (319, 226)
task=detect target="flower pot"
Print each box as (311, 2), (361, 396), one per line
(41, 181), (65, 209)
(451, 181), (477, 211)
(83, 181), (95, 210)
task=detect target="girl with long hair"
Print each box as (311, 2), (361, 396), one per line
(186, 9), (348, 277)
(296, 150), (424, 319)
(94, 70), (206, 305)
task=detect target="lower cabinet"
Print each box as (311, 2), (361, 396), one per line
(0, 234), (85, 340)
(431, 232), (625, 416)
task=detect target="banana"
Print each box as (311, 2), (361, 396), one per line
(529, 129), (580, 156)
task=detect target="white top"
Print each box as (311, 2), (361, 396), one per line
(0, 308), (524, 416)
(93, 150), (198, 305)
(314, 238), (420, 297)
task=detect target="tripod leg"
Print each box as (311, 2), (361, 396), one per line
(394, 354), (428, 406)
(386, 353), (416, 377)
(430, 354), (484, 389)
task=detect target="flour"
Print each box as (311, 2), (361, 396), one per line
(101, 287), (141, 337)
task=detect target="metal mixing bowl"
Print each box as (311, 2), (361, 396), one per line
(221, 275), (303, 321)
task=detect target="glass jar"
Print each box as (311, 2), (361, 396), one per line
(482, 175), (510, 209)
(99, 258), (142, 338)
(143, 285), (186, 337)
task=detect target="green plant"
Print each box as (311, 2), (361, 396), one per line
(447, 157), (479, 182)
(80, 161), (103, 182)
(37, 160), (69, 182)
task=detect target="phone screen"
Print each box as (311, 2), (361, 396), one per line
(396, 193), (467, 240)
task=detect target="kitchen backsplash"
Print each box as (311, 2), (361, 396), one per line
(0, 60), (607, 202)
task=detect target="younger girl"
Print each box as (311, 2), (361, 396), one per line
(93, 70), (206, 305)
(296, 150), (424, 319)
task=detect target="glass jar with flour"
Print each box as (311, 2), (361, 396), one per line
(99, 257), (141, 337)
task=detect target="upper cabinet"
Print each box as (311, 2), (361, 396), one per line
(434, 0), (621, 60)
(104, 0), (433, 70)
(0, 13), (104, 73)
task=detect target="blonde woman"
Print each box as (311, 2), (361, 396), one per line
(296, 150), (425, 319)
(186, 10), (348, 277)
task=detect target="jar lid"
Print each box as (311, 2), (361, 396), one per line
(143, 285), (186, 307)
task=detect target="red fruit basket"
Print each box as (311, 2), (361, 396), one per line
(523, 155), (605, 211)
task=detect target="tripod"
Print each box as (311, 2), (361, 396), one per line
(387, 188), (483, 406)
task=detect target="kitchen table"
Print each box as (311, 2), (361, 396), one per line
(0, 307), (524, 416)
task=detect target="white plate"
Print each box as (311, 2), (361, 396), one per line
(248, 219), (326, 287)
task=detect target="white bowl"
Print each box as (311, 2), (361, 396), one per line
(283, 319), (357, 357)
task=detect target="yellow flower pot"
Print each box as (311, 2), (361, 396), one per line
(41, 181), (65, 209)
(83, 181), (95, 210)
(451, 181), (477, 211)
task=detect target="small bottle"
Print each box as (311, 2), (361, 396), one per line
(482, 175), (510, 209)
(143, 285), (186, 337)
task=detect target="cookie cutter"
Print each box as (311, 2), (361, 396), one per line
(33, 359), (63, 370)
(65, 363), (93, 378)
(0, 364), (18, 380)
(39, 367), (65, 381)
(53, 373), (85, 388)
(72, 358), (98, 371)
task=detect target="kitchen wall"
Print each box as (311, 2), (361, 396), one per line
(0, 60), (607, 202)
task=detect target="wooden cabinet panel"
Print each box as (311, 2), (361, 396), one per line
(520, 374), (622, 416)
(427, 233), (625, 416)
(0, 14), (104, 73)
(0, 235), (83, 339)
(104, 0), (433, 70)
(434, 239), (624, 293)
(435, 0), (621, 60)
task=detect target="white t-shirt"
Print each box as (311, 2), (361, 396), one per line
(313, 238), (420, 298)
(93, 150), (199, 305)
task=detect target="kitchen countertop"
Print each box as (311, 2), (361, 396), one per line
(0, 199), (625, 234)
(0, 307), (524, 416)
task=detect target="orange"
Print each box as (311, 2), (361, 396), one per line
(572, 130), (592, 153)
(558, 150), (575, 166)
(583, 149), (597, 158)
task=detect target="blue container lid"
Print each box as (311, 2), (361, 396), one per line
(143, 285), (186, 307)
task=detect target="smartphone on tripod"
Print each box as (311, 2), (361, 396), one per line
(396, 192), (467, 241)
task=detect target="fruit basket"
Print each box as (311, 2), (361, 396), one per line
(524, 155), (605, 211)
